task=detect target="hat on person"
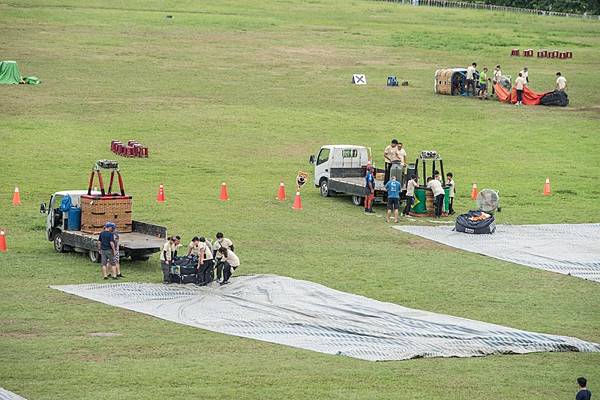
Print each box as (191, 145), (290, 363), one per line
(105, 222), (116, 228)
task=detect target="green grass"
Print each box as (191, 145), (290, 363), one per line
(1, 0), (599, 399)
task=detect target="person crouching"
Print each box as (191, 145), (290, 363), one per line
(217, 247), (240, 285)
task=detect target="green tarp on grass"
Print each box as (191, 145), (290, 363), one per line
(0, 61), (22, 84)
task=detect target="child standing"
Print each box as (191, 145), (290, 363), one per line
(403, 175), (418, 217)
(446, 172), (456, 215)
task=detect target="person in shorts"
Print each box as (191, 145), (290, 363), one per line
(384, 175), (401, 223)
(478, 67), (489, 99)
(98, 223), (117, 280)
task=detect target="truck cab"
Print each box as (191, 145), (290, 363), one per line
(311, 145), (371, 197)
(41, 190), (99, 245)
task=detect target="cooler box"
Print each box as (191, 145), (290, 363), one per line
(67, 207), (82, 231)
(80, 195), (132, 234)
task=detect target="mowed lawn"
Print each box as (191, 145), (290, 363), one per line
(1, 1), (599, 399)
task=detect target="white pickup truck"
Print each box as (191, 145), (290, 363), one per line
(309, 145), (414, 206)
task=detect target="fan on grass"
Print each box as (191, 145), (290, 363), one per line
(476, 189), (501, 213)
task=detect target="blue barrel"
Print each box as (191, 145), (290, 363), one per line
(67, 207), (82, 231)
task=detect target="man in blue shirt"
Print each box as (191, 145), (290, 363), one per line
(97, 222), (117, 280)
(385, 176), (401, 223)
(576, 377), (592, 400)
(364, 165), (375, 213)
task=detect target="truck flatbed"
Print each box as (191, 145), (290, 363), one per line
(65, 230), (164, 250)
(330, 177), (387, 192)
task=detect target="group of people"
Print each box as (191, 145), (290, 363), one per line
(160, 232), (240, 286)
(98, 222), (124, 280)
(364, 139), (456, 222)
(465, 62), (568, 105)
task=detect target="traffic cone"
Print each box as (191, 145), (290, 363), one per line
(0, 230), (6, 253)
(543, 177), (551, 196)
(156, 184), (165, 202)
(12, 187), (21, 205)
(277, 181), (286, 201)
(470, 183), (478, 200)
(292, 191), (303, 210)
(219, 182), (229, 201)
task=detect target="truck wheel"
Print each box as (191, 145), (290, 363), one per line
(89, 250), (101, 263)
(352, 195), (364, 206)
(53, 233), (69, 253)
(319, 179), (330, 197)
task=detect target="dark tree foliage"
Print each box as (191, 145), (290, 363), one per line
(465, 0), (600, 14)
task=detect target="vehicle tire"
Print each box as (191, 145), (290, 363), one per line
(89, 250), (101, 263)
(352, 195), (364, 206)
(319, 179), (330, 197)
(53, 233), (69, 253)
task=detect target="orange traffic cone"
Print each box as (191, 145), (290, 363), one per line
(219, 182), (229, 201)
(156, 184), (165, 202)
(277, 181), (286, 201)
(12, 187), (21, 205)
(470, 183), (478, 200)
(292, 191), (303, 210)
(0, 230), (6, 253)
(543, 177), (551, 196)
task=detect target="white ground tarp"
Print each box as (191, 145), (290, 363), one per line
(0, 388), (27, 400)
(394, 223), (600, 283)
(51, 275), (600, 361)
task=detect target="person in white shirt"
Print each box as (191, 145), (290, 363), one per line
(402, 174), (418, 217)
(446, 172), (456, 215)
(466, 62), (477, 96)
(426, 176), (445, 218)
(217, 247), (240, 285)
(519, 67), (529, 84)
(556, 72), (567, 91)
(213, 232), (234, 282)
(492, 65), (502, 96)
(197, 237), (215, 285)
(514, 72), (527, 106)
(160, 235), (180, 284)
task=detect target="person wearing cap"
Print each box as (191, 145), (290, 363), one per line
(160, 235), (180, 284)
(197, 236), (215, 285)
(187, 236), (200, 257)
(213, 232), (234, 282)
(384, 139), (406, 183)
(364, 164), (375, 213)
(98, 223), (117, 280)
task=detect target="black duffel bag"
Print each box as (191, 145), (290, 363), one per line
(455, 210), (496, 234)
(540, 90), (569, 107)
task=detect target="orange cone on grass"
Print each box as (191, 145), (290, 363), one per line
(277, 181), (286, 201)
(470, 183), (478, 200)
(543, 177), (551, 196)
(219, 182), (229, 201)
(0, 230), (6, 253)
(292, 191), (303, 210)
(156, 184), (165, 202)
(12, 187), (21, 205)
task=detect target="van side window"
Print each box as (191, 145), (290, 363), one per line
(317, 148), (330, 165)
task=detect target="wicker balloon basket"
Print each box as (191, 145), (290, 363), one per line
(81, 195), (132, 234)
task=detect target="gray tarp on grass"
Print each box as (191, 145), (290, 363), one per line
(0, 388), (27, 400)
(51, 275), (600, 361)
(394, 223), (600, 283)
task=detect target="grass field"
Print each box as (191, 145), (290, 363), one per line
(1, 1), (599, 399)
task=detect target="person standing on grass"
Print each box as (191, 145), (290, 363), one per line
(98, 223), (117, 280)
(556, 72), (568, 92)
(213, 232), (234, 282)
(384, 138), (402, 183)
(520, 67), (529, 84)
(446, 172), (456, 215)
(113, 229), (124, 278)
(364, 164), (375, 214)
(478, 67), (490, 99)
(385, 175), (401, 223)
(466, 62), (477, 96)
(427, 175), (445, 218)
(492, 65), (502, 96)
(403, 174), (418, 217)
(160, 236), (180, 284)
(576, 377), (592, 400)
(197, 236), (215, 285)
(217, 247), (240, 285)
(514, 72), (527, 106)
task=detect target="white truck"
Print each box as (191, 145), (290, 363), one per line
(309, 145), (414, 206)
(40, 190), (166, 263)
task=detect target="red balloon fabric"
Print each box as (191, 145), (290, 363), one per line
(494, 84), (549, 105)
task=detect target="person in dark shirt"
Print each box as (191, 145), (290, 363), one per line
(576, 377), (592, 400)
(98, 223), (117, 280)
